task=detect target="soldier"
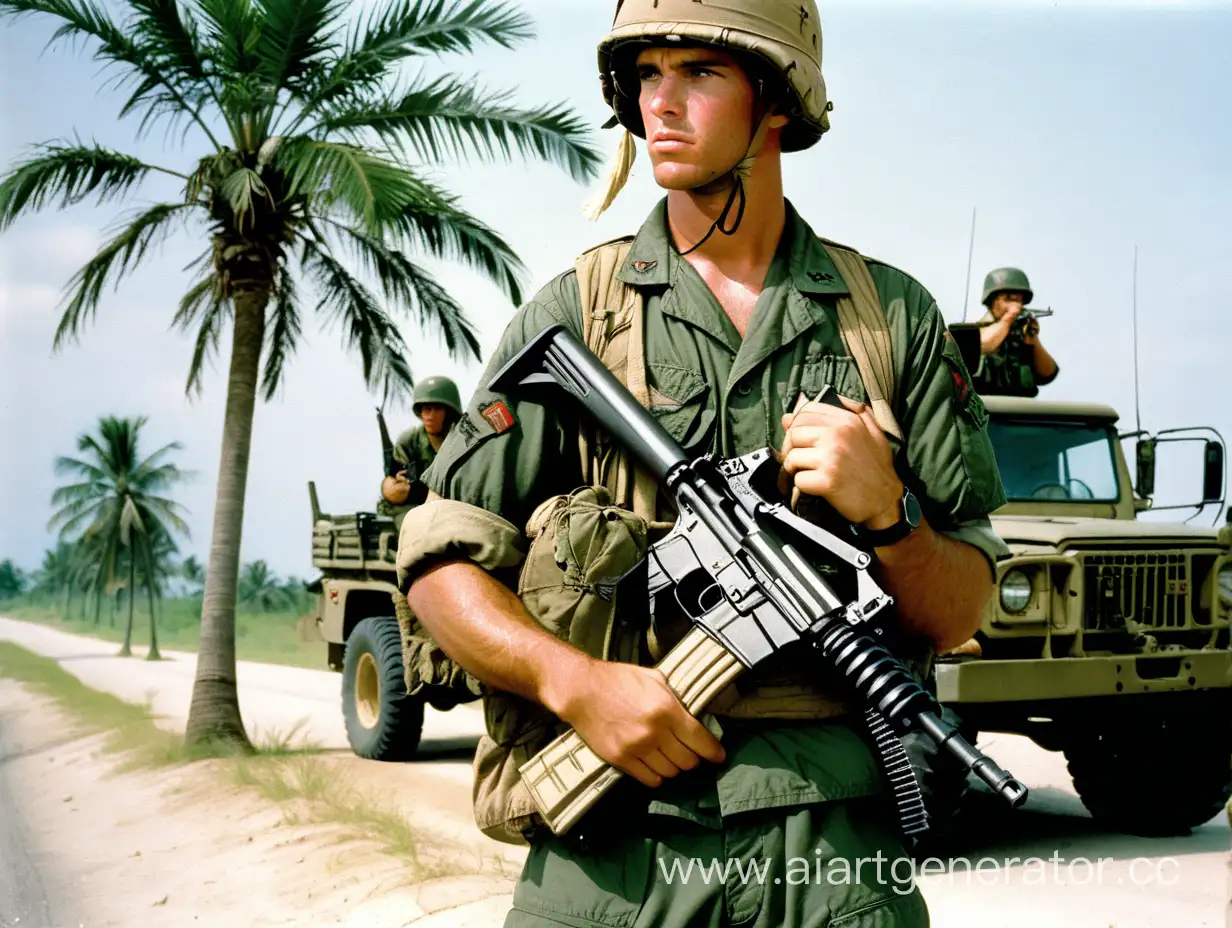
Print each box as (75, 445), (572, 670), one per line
(378, 375), (462, 531)
(398, 1), (1010, 925)
(972, 266), (1059, 397)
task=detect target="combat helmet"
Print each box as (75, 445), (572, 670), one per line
(587, 0), (831, 222)
(982, 267), (1034, 306)
(412, 375), (462, 417)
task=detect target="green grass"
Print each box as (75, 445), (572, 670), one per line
(2, 596), (324, 670)
(0, 640), (198, 766)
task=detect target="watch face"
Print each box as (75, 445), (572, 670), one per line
(904, 491), (922, 527)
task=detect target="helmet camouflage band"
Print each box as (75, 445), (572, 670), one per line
(982, 267), (1035, 306)
(598, 0), (831, 153)
(411, 376), (462, 417)
(585, 0), (831, 219)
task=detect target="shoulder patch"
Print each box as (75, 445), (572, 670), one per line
(479, 400), (515, 435)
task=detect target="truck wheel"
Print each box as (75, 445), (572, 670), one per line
(1065, 721), (1232, 836)
(902, 704), (978, 851)
(341, 616), (424, 761)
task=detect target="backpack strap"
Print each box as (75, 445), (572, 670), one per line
(573, 238), (660, 524)
(819, 241), (905, 442)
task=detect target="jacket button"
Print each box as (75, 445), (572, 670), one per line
(736, 382), (753, 397)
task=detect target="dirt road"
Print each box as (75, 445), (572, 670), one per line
(1, 616), (1228, 927)
(0, 707), (69, 928)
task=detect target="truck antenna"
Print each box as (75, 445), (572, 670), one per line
(961, 207), (977, 322)
(1133, 245), (1142, 434)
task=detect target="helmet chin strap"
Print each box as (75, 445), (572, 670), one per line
(676, 102), (775, 257)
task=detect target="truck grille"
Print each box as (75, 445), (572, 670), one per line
(1083, 552), (1188, 630)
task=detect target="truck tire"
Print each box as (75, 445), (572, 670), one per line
(1065, 720), (1232, 836)
(341, 616), (424, 761)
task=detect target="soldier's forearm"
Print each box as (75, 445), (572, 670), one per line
(872, 517), (993, 652)
(406, 560), (590, 712)
(1032, 340), (1059, 380)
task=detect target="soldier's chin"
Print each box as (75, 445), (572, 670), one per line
(651, 161), (714, 191)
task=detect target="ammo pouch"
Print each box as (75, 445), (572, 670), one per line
(473, 485), (650, 846)
(392, 589), (483, 702)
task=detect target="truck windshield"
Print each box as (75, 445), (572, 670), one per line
(987, 418), (1121, 502)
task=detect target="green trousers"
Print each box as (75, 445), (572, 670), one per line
(504, 797), (929, 928)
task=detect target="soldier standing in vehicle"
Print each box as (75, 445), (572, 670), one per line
(972, 266), (1060, 397)
(379, 375), (462, 531)
(397, 2), (1010, 925)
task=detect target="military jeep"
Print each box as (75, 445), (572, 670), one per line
(932, 394), (1232, 837)
(307, 483), (478, 761)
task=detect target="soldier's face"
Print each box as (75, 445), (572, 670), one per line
(636, 47), (773, 190)
(991, 292), (1027, 319)
(418, 403), (448, 435)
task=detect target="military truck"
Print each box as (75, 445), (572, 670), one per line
(307, 482), (478, 761)
(929, 393), (1232, 837)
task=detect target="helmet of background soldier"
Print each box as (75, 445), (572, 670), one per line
(411, 376), (462, 418)
(982, 267), (1035, 306)
(586, 0), (832, 217)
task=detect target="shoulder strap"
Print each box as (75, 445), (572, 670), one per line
(818, 241), (904, 442)
(573, 239), (660, 524)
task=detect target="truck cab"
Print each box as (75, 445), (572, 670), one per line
(934, 394), (1232, 836)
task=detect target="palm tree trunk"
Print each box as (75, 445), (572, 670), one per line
(146, 585), (161, 661)
(184, 288), (267, 750)
(120, 554), (135, 657)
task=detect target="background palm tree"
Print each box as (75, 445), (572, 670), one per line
(181, 555), (206, 598)
(238, 559), (292, 613)
(0, 560), (25, 600)
(0, 0), (599, 750)
(31, 542), (78, 612)
(49, 416), (191, 659)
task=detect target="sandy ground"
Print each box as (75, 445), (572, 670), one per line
(1, 615), (1230, 927)
(0, 680), (518, 928)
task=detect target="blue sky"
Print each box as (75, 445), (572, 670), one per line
(1, 0), (1230, 578)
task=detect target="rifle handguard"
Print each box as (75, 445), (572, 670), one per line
(518, 625), (742, 835)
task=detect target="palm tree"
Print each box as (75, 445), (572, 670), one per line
(0, 560), (25, 600)
(0, 0), (599, 751)
(238, 559), (291, 612)
(32, 543), (77, 611)
(49, 416), (191, 659)
(181, 555), (206, 598)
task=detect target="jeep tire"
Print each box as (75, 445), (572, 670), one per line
(341, 616), (424, 761)
(1065, 717), (1232, 836)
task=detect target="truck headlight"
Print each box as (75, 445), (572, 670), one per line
(1220, 563), (1232, 607)
(1000, 569), (1034, 613)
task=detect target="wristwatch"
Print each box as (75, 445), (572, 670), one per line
(852, 487), (921, 548)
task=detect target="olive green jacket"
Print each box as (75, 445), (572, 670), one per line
(416, 198), (1010, 824)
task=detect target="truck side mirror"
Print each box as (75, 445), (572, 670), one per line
(1136, 439), (1156, 499)
(1203, 441), (1224, 504)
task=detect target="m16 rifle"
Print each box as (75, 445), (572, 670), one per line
(376, 407), (399, 478)
(1011, 306), (1052, 336)
(489, 324), (1029, 841)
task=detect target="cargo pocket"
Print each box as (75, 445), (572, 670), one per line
(798, 354), (868, 406)
(647, 363), (716, 457)
(509, 830), (655, 928)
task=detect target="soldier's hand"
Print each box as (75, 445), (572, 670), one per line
(381, 472), (411, 505)
(980, 306), (1021, 354)
(553, 660), (725, 788)
(777, 396), (904, 529)
(1021, 316), (1041, 344)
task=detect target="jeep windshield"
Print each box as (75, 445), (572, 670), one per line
(987, 417), (1121, 502)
